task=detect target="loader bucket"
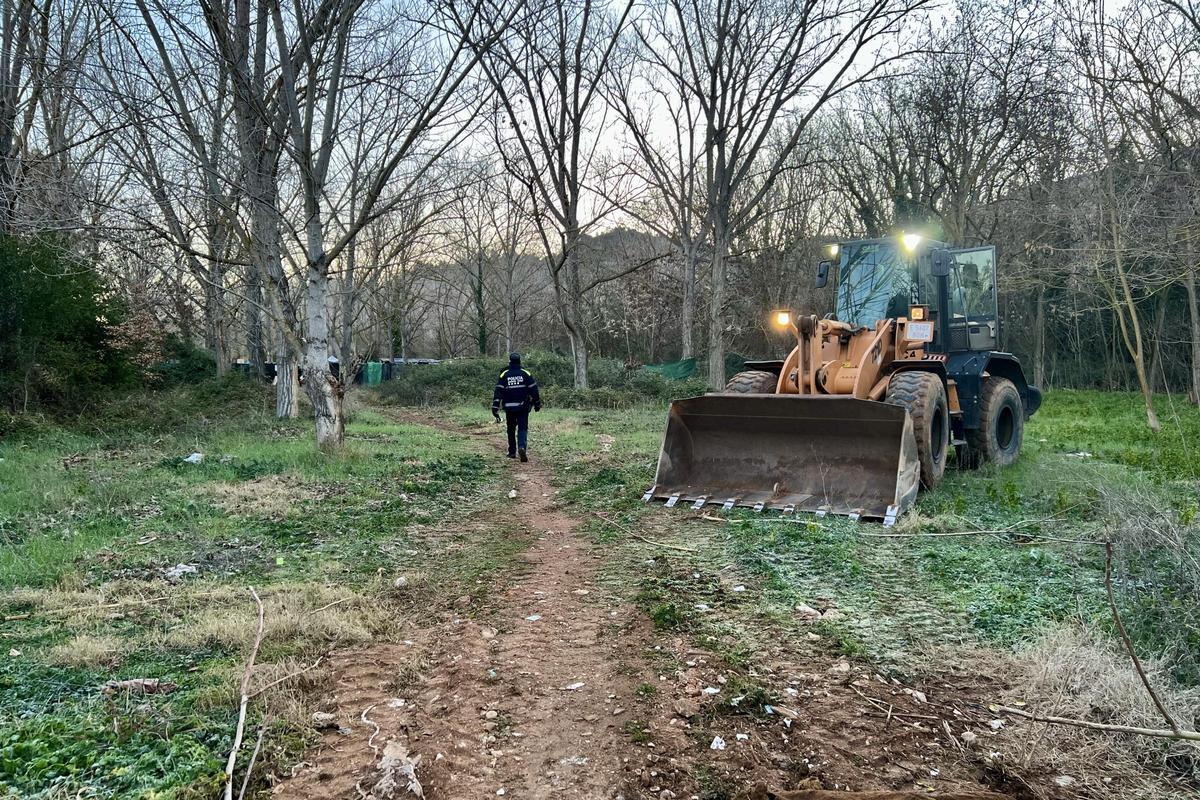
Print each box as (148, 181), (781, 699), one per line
(647, 394), (920, 522)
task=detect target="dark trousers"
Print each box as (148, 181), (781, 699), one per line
(505, 409), (529, 454)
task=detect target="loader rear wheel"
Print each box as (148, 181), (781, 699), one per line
(965, 377), (1024, 468)
(724, 370), (778, 394)
(886, 371), (949, 489)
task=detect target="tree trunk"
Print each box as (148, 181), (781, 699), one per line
(505, 301), (515, 355)
(475, 254), (488, 355)
(681, 241), (698, 360)
(302, 220), (345, 451)
(275, 342), (299, 419)
(554, 229), (589, 388)
(1105, 207), (1158, 431)
(204, 262), (228, 376)
(1147, 291), (1170, 393)
(707, 225), (729, 391)
(340, 239), (356, 366)
(1033, 287), (1046, 389)
(247, 270), (266, 377)
(1187, 254), (1200, 406)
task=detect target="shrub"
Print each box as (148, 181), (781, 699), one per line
(0, 236), (133, 411)
(377, 350), (708, 409)
(150, 335), (218, 387)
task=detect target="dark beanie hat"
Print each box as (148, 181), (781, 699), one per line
(509, 352), (521, 364)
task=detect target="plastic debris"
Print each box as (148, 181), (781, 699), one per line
(710, 735), (726, 750)
(183, 452), (204, 464)
(163, 563), (199, 580)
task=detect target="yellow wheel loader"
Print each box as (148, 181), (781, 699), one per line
(645, 234), (1042, 524)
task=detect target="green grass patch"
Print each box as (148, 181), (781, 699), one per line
(0, 388), (518, 798)
(527, 389), (1197, 680)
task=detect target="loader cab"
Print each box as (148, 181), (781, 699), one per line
(825, 236), (999, 353)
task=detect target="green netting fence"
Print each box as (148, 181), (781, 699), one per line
(640, 357), (696, 380)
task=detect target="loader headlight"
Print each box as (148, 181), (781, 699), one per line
(901, 232), (922, 252)
(773, 310), (792, 328)
(826, 243), (839, 258)
(909, 306), (926, 321)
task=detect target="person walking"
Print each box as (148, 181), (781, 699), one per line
(492, 352), (541, 461)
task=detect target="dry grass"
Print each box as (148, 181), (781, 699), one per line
(45, 633), (124, 668)
(993, 625), (1200, 799)
(160, 584), (396, 653)
(204, 474), (312, 517)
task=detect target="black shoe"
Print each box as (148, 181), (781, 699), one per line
(506, 452), (516, 459)
(518, 449), (528, 462)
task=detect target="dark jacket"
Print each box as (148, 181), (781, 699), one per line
(492, 365), (541, 414)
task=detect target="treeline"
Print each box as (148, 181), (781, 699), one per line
(1, 0), (1197, 445)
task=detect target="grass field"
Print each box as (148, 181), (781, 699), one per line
(445, 388), (1200, 675)
(2, 383), (1198, 797)
(0, 386), (518, 798)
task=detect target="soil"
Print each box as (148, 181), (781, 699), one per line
(273, 415), (1033, 800)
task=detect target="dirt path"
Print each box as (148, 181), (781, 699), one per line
(274, 412), (1022, 800)
(276, 448), (661, 799)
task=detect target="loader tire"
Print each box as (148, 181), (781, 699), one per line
(965, 377), (1023, 468)
(886, 371), (949, 489)
(723, 370), (778, 394)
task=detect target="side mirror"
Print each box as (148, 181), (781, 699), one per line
(931, 249), (952, 278)
(815, 260), (831, 288)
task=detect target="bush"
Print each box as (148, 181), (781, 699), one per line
(0, 236), (133, 411)
(377, 351), (708, 409)
(150, 335), (217, 387)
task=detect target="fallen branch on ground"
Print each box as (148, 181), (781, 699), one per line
(224, 587), (266, 800)
(2, 588), (251, 621)
(996, 704), (1200, 741)
(1104, 540), (1182, 736)
(592, 512), (696, 552)
(4, 595), (170, 621)
(310, 597), (353, 615)
(236, 725), (266, 800)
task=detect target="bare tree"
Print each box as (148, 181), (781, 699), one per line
(635, 0), (931, 390)
(195, 0), (510, 448)
(607, 35), (707, 359)
(452, 0), (636, 388)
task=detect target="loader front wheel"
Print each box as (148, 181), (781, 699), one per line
(965, 377), (1024, 468)
(886, 371), (949, 489)
(724, 370), (779, 394)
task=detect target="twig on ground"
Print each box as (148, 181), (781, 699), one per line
(224, 587), (266, 800)
(248, 657), (325, 699)
(3, 588), (244, 622)
(236, 725), (266, 800)
(852, 686), (941, 721)
(4, 595), (170, 621)
(996, 704), (1200, 741)
(592, 512), (696, 552)
(362, 703), (382, 754)
(311, 597), (353, 615)
(1104, 540), (1182, 736)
